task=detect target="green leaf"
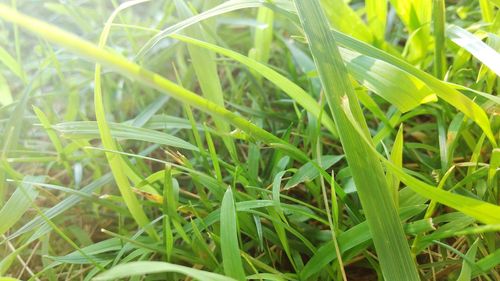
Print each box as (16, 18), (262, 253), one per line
(300, 205), (427, 280)
(93, 261), (237, 281)
(171, 34), (337, 136)
(0, 73), (13, 106)
(0, 176), (42, 236)
(0, 3), (310, 164)
(365, 0), (387, 41)
(292, 1), (420, 280)
(285, 155), (343, 189)
(92, 0), (158, 240)
(386, 124), (404, 207)
(446, 24), (500, 76)
(220, 188), (246, 281)
(340, 48), (437, 112)
(320, 0), (373, 43)
(332, 29), (497, 146)
(53, 121), (198, 151)
(0, 45), (24, 80)
(457, 239), (480, 281)
(432, 0), (446, 79)
(174, 0), (237, 161)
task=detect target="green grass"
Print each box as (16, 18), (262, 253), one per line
(0, 1), (499, 280)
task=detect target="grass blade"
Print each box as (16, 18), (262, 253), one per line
(174, 0), (238, 161)
(292, 0), (420, 280)
(432, 0), (446, 79)
(320, 0), (373, 43)
(0, 4), (309, 163)
(457, 239), (479, 281)
(93, 261), (237, 281)
(339, 95), (500, 225)
(365, 0), (387, 42)
(332, 29), (497, 146)
(0, 73), (12, 106)
(171, 33), (337, 136)
(93, 0), (157, 240)
(220, 188), (246, 281)
(249, 6), (274, 65)
(0, 45), (24, 80)
(53, 121), (198, 151)
(446, 24), (500, 76)
(0, 177), (41, 236)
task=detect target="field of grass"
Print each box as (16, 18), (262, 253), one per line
(0, 0), (499, 280)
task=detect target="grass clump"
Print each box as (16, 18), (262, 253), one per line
(0, 1), (499, 280)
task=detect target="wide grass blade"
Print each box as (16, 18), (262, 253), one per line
(0, 177), (41, 236)
(432, 0), (446, 79)
(0, 74), (12, 106)
(0, 45), (24, 80)
(220, 188), (246, 281)
(292, 0), (420, 280)
(331, 29), (497, 146)
(320, 0), (373, 43)
(365, 0), (387, 42)
(446, 24), (500, 76)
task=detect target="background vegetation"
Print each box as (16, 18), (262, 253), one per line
(0, 0), (499, 280)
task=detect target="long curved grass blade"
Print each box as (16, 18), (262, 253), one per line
(292, 0), (420, 280)
(0, 4), (309, 163)
(93, 261), (237, 281)
(131, 1), (495, 146)
(173, 34), (436, 118)
(93, 0), (157, 240)
(136, 0), (270, 59)
(171, 34), (337, 135)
